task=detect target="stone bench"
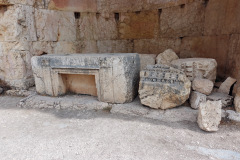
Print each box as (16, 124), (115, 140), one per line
(31, 53), (140, 103)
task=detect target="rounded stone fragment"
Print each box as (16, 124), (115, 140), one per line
(156, 49), (179, 65)
(192, 78), (214, 95)
(197, 100), (222, 132)
(138, 64), (191, 110)
(171, 58), (217, 82)
(190, 91), (206, 109)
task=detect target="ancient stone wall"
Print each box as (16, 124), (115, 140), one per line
(0, 0), (239, 89)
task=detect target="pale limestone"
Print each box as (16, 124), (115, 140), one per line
(31, 53), (140, 103)
(218, 77), (237, 94)
(171, 58), (217, 82)
(197, 100), (222, 132)
(207, 92), (233, 108)
(139, 64), (191, 109)
(156, 49), (179, 65)
(192, 78), (214, 95)
(139, 54), (156, 70)
(190, 91), (206, 109)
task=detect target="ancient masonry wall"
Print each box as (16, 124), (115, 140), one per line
(0, 0), (240, 89)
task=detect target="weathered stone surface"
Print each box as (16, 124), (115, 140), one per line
(171, 58), (217, 82)
(134, 38), (181, 54)
(190, 91), (206, 109)
(197, 100), (222, 132)
(207, 92), (233, 108)
(6, 89), (35, 97)
(18, 94), (110, 110)
(48, 0), (97, 12)
(0, 4), (37, 41)
(160, 1), (205, 38)
(139, 64), (191, 109)
(97, 40), (133, 53)
(78, 13), (117, 41)
(119, 11), (159, 39)
(192, 78), (214, 95)
(76, 40), (98, 53)
(35, 9), (76, 41)
(156, 49), (179, 65)
(226, 110), (240, 123)
(218, 77), (237, 94)
(234, 87), (240, 113)
(31, 53), (140, 103)
(139, 54), (156, 70)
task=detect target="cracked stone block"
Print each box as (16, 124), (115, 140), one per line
(218, 77), (237, 94)
(207, 92), (233, 108)
(31, 53), (140, 103)
(190, 91), (206, 109)
(197, 100), (222, 132)
(139, 54), (156, 70)
(171, 58), (217, 82)
(139, 64), (191, 109)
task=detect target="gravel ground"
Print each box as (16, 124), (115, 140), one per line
(0, 96), (240, 160)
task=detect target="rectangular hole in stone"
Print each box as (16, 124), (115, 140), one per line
(61, 74), (97, 96)
(74, 12), (80, 19)
(114, 13), (120, 22)
(158, 9), (162, 17)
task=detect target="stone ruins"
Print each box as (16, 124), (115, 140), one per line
(0, 0), (240, 133)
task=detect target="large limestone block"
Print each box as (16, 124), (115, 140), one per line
(192, 78), (214, 95)
(119, 11), (159, 39)
(139, 54), (156, 70)
(190, 91), (206, 109)
(234, 87), (240, 113)
(156, 49), (179, 65)
(139, 64), (191, 109)
(35, 9), (76, 41)
(97, 40), (133, 53)
(207, 92), (233, 108)
(197, 100), (222, 132)
(218, 77), (237, 94)
(171, 58), (217, 82)
(31, 53), (140, 104)
(134, 38), (181, 54)
(78, 13), (117, 41)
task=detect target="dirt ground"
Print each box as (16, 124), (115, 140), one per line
(0, 96), (240, 160)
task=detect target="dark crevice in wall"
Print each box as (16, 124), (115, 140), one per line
(96, 12), (100, 19)
(180, 4), (185, 8)
(158, 9), (162, 17)
(74, 12), (81, 19)
(203, 0), (209, 7)
(114, 13), (120, 23)
(135, 11), (141, 14)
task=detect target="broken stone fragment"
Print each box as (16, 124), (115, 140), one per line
(234, 87), (240, 113)
(139, 54), (156, 70)
(156, 49), (179, 65)
(171, 58), (217, 82)
(138, 64), (191, 110)
(207, 92), (233, 108)
(192, 78), (213, 95)
(197, 100), (222, 132)
(190, 91), (206, 109)
(218, 77), (237, 94)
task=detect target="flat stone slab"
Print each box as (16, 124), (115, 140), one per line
(31, 53), (140, 104)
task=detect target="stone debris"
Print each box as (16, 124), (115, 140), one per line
(6, 89), (36, 97)
(207, 92), (233, 108)
(138, 64), (191, 109)
(226, 110), (240, 123)
(171, 58), (217, 82)
(192, 78), (214, 95)
(18, 94), (110, 111)
(139, 54), (156, 70)
(197, 100), (222, 132)
(190, 91), (206, 109)
(156, 49), (179, 65)
(218, 77), (237, 94)
(234, 87), (240, 113)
